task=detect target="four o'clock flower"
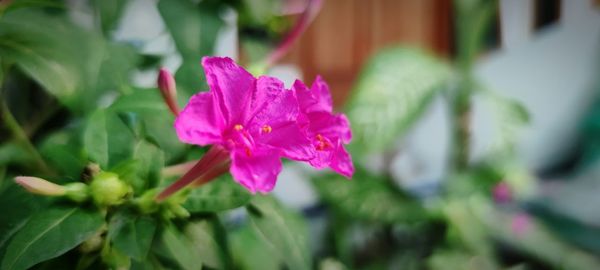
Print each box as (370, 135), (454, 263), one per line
(157, 57), (315, 200)
(292, 76), (354, 178)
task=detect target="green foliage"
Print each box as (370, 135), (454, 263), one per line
(247, 195), (311, 270)
(313, 169), (425, 224)
(108, 210), (157, 261)
(157, 0), (223, 97)
(0, 207), (104, 270)
(155, 225), (201, 270)
(183, 174), (251, 213)
(0, 8), (105, 113)
(84, 110), (136, 169)
(346, 47), (452, 154)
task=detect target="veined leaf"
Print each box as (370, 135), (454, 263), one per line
(155, 225), (201, 270)
(183, 175), (251, 213)
(83, 110), (135, 169)
(108, 210), (157, 261)
(1, 207), (104, 270)
(247, 195), (310, 270)
(346, 47), (452, 153)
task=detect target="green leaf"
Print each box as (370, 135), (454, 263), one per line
(131, 140), (164, 193)
(229, 225), (280, 270)
(155, 225), (201, 270)
(157, 0), (223, 96)
(92, 0), (130, 35)
(95, 42), (140, 94)
(247, 195), (310, 270)
(312, 169), (425, 224)
(39, 131), (86, 180)
(346, 47), (452, 153)
(108, 210), (157, 261)
(0, 182), (47, 252)
(1, 206), (104, 270)
(0, 9), (105, 113)
(184, 219), (226, 269)
(183, 174), (251, 213)
(110, 90), (185, 161)
(478, 88), (529, 157)
(83, 110), (135, 169)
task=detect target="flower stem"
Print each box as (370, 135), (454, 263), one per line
(264, 0), (323, 68)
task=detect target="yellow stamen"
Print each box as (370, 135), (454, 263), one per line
(234, 124), (244, 131)
(261, 125), (272, 134)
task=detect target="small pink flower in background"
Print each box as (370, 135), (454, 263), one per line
(511, 212), (531, 237)
(292, 77), (354, 178)
(157, 57), (354, 200)
(493, 181), (512, 204)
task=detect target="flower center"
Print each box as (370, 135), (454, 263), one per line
(260, 125), (272, 134)
(315, 134), (333, 151)
(226, 124), (255, 157)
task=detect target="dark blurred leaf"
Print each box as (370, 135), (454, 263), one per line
(312, 169), (425, 224)
(0, 9), (105, 113)
(108, 210), (157, 261)
(229, 225), (280, 270)
(110, 90), (167, 115)
(157, 0), (223, 96)
(1, 206), (104, 270)
(155, 225), (201, 270)
(346, 47), (452, 154)
(0, 142), (31, 167)
(83, 110), (135, 169)
(183, 175), (251, 213)
(247, 195), (311, 270)
(92, 0), (130, 35)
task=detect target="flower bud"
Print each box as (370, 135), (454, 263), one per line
(157, 68), (180, 116)
(15, 176), (66, 196)
(90, 172), (130, 207)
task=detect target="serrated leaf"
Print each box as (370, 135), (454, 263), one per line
(1, 207), (104, 270)
(247, 196), (310, 270)
(312, 169), (425, 224)
(346, 47), (452, 153)
(183, 175), (251, 213)
(108, 211), (157, 261)
(83, 110), (135, 169)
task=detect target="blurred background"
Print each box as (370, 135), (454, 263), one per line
(1, 0), (600, 269)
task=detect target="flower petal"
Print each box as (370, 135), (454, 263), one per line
(175, 92), (225, 145)
(329, 142), (354, 178)
(307, 112), (352, 143)
(202, 56), (256, 125)
(259, 123), (314, 161)
(230, 148), (282, 193)
(293, 76), (333, 114)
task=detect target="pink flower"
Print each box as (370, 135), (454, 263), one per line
(493, 181), (512, 204)
(292, 76), (354, 178)
(157, 57), (314, 199)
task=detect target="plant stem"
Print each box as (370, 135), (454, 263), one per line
(450, 0), (496, 172)
(264, 0), (323, 68)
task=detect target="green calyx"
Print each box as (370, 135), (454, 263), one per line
(89, 171), (131, 207)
